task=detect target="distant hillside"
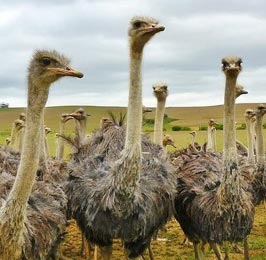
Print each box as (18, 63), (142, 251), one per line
(0, 103), (260, 134)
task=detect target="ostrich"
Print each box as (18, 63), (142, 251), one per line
(10, 119), (25, 152)
(153, 82), (168, 146)
(5, 138), (11, 146)
(0, 50), (83, 260)
(206, 119), (218, 152)
(162, 134), (176, 148)
(188, 131), (201, 152)
(252, 104), (266, 214)
(174, 57), (255, 260)
(56, 113), (73, 160)
(44, 126), (52, 158)
(66, 16), (176, 260)
(244, 109), (256, 164)
(19, 112), (26, 122)
(69, 107), (90, 146)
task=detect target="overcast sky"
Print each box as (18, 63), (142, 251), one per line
(1, 0), (266, 108)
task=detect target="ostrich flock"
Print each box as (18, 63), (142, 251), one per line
(0, 16), (265, 260)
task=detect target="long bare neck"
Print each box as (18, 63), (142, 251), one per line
(10, 125), (18, 150)
(206, 126), (213, 152)
(8, 83), (49, 204)
(191, 134), (195, 145)
(222, 75), (239, 191)
(246, 119), (255, 164)
(255, 115), (264, 167)
(17, 128), (25, 152)
(125, 50), (143, 154)
(223, 76), (238, 165)
(79, 119), (87, 145)
(153, 97), (166, 146)
(74, 119), (87, 145)
(113, 48), (143, 196)
(211, 128), (217, 152)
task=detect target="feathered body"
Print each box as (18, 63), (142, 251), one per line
(66, 125), (176, 257)
(175, 151), (255, 244)
(0, 172), (67, 260)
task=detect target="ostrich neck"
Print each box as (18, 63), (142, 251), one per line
(206, 126), (213, 152)
(222, 75), (240, 193)
(10, 125), (18, 147)
(246, 119), (255, 164)
(4, 81), (49, 212)
(223, 76), (238, 165)
(191, 135), (195, 145)
(75, 119), (87, 145)
(154, 98), (166, 145)
(79, 119), (87, 144)
(112, 48), (143, 197)
(255, 115), (264, 166)
(211, 129), (217, 152)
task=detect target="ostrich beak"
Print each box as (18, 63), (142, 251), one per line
(241, 90), (248, 95)
(142, 24), (165, 35)
(48, 67), (84, 78)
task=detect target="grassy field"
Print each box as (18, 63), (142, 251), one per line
(0, 105), (265, 259)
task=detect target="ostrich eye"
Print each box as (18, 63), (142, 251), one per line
(41, 58), (51, 66)
(134, 21), (142, 28)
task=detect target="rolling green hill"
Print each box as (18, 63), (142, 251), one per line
(0, 103), (260, 156)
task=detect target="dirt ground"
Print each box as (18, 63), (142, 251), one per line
(62, 204), (266, 260)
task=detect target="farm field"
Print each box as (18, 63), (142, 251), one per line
(0, 105), (266, 259)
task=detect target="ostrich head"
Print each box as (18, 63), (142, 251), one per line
(128, 16), (165, 51)
(189, 130), (197, 137)
(28, 50), (83, 87)
(44, 127), (52, 135)
(68, 108), (90, 122)
(60, 113), (73, 123)
(235, 83), (248, 98)
(221, 56), (242, 77)
(162, 134), (176, 148)
(208, 119), (218, 127)
(100, 117), (114, 129)
(19, 113), (26, 122)
(14, 119), (25, 131)
(244, 109), (256, 121)
(5, 137), (11, 146)
(153, 82), (168, 101)
(256, 104), (266, 117)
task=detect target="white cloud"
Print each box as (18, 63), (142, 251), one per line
(1, 1), (266, 108)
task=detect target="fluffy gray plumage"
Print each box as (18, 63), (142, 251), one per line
(0, 146), (21, 177)
(174, 151), (256, 244)
(66, 125), (176, 257)
(0, 172), (68, 260)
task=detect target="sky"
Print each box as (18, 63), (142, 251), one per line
(1, 0), (266, 108)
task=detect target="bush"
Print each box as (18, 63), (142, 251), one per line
(199, 124), (223, 131)
(215, 124), (223, 130)
(172, 125), (191, 131)
(236, 123), (246, 130)
(199, 126), (207, 131)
